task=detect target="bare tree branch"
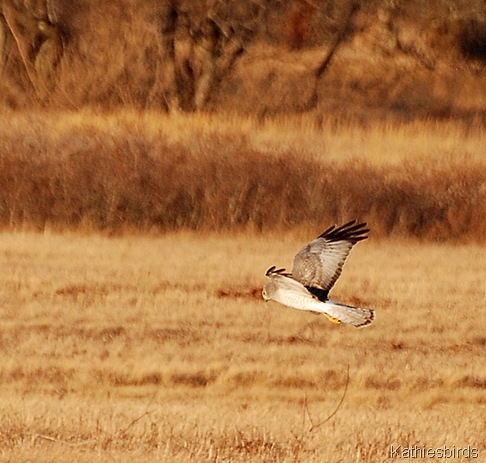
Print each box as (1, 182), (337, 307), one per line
(315, 0), (358, 79)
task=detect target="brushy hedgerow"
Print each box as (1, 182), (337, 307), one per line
(0, 111), (485, 241)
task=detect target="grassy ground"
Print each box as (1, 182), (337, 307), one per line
(0, 231), (484, 462)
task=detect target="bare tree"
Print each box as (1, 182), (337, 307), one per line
(314, 0), (357, 80)
(0, 13), (7, 73)
(151, 3), (180, 111)
(160, 0), (264, 111)
(1, 0), (65, 99)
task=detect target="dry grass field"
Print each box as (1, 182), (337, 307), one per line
(1, 1), (485, 460)
(0, 109), (485, 461)
(0, 231), (485, 462)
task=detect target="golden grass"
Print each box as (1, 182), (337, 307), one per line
(1, 110), (486, 241)
(2, 109), (485, 164)
(0, 231), (485, 462)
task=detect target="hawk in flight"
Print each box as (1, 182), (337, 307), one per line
(262, 220), (375, 328)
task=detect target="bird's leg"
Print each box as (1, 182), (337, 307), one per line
(324, 314), (341, 324)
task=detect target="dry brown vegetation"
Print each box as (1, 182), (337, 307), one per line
(1, 0), (485, 120)
(0, 232), (485, 462)
(1, 1), (485, 461)
(1, 110), (485, 242)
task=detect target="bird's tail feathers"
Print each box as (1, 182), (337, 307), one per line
(325, 300), (375, 328)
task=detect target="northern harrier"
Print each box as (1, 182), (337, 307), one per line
(262, 220), (375, 328)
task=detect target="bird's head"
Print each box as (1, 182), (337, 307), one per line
(263, 267), (287, 302)
(262, 280), (279, 302)
(262, 285), (270, 301)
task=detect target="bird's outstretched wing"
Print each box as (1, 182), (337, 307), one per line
(291, 220), (369, 298)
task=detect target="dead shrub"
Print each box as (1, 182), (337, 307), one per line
(1, 113), (486, 241)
